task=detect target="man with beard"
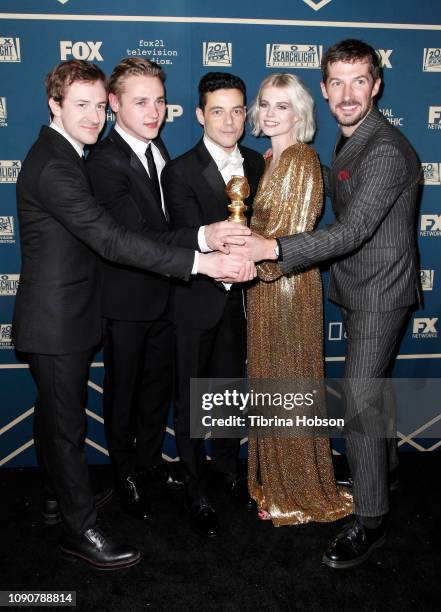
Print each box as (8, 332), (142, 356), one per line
(244, 39), (421, 568)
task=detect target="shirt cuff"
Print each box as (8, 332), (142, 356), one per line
(191, 251), (199, 275)
(275, 237), (283, 261)
(198, 225), (211, 253)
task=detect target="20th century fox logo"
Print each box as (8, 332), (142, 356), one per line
(203, 42), (232, 67)
(266, 45), (322, 68)
(0, 37), (21, 62)
(423, 48), (441, 72)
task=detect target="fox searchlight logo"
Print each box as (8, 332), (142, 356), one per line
(203, 42), (232, 67)
(266, 44), (322, 69)
(0, 37), (21, 62)
(423, 48), (441, 72)
(0, 161), (21, 184)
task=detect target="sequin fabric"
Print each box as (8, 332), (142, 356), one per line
(247, 143), (352, 526)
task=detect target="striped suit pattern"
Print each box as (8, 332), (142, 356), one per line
(278, 106), (421, 517)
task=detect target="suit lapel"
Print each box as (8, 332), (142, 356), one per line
(196, 140), (229, 214)
(109, 128), (165, 213)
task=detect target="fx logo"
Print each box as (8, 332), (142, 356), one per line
(376, 49), (393, 68)
(60, 41), (103, 61)
(413, 318), (438, 334)
(428, 107), (441, 124)
(421, 215), (441, 231)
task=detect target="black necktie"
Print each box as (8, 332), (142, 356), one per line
(145, 143), (161, 201)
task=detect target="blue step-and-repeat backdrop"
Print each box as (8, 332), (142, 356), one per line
(1, 0), (440, 466)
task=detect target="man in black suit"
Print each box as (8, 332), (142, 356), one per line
(13, 60), (254, 569)
(245, 40), (421, 568)
(87, 58), (216, 520)
(162, 72), (265, 537)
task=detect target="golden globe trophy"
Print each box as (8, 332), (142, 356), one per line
(226, 175), (250, 226)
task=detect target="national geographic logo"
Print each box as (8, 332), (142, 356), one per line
(422, 163), (441, 186)
(328, 322), (346, 341)
(266, 44), (322, 69)
(423, 48), (441, 72)
(203, 42), (232, 67)
(0, 216), (15, 244)
(0, 97), (7, 127)
(0, 274), (19, 296)
(0, 323), (13, 349)
(0, 161), (21, 183)
(379, 107), (404, 127)
(60, 41), (103, 61)
(420, 269), (434, 291)
(420, 214), (441, 237)
(0, 37), (21, 62)
(412, 317), (438, 339)
(428, 106), (441, 130)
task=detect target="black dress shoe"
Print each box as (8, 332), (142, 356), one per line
(322, 518), (386, 569)
(227, 478), (256, 510)
(337, 468), (399, 492)
(119, 475), (151, 520)
(60, 525), (141, 570)
(42, 488), (114, 526)
(190, 500), (220, 538)
(143, 463), (184, 488)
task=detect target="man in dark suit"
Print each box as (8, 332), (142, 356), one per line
(245, 40), (421, 568)
(162, 72), (265, 537)
(87, 58), (207, 520)
(13, 60), (254, 569)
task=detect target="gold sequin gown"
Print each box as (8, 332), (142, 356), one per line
(247, 143), (352, 526)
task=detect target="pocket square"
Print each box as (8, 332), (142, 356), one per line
(337, 169), (351, 181)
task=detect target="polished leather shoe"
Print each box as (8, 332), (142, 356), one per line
(60, 525), (141, 570)
(322, 518), (386, 569)
(227, 478), (256, 510)
(337, 468), (399, 493)
(144, 463), (184, 488)
(119, 475), (151, 520)
(42, 488), (114, 526)
(190, 500), (220, 538)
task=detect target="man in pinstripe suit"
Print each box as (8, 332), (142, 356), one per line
(245, 39), (421, 568)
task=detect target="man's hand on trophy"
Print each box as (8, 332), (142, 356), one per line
(198, 251), (248, 280)
(204, 220), (251, 253)
(216, 260), (257, 284)
(243, 232), (278, 262)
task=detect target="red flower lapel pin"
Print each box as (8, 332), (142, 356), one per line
(337, 169), (350, 181)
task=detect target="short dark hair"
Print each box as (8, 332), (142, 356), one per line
(46, 59), (106, 105)
(109, 57), (165, 98)
(198, 72), (246, 110)
(321, 39), (382, 82)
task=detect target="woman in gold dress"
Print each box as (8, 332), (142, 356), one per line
(247, 73), (352, 526)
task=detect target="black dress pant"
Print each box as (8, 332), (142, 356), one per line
(28, 350), (96, 535)
(173, 290), (246, 502)
(102, 317), (173, 480)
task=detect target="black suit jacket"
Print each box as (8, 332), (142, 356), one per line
(87, 128), (198, 320)
(279, 107), (421, 311)
(162, 139), (264, 329)
(13, 126), (196, 355)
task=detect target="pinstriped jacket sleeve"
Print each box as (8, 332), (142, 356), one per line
(278, 143), (409, 274)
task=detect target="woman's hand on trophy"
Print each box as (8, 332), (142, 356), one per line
(204, 220), (251, 253)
